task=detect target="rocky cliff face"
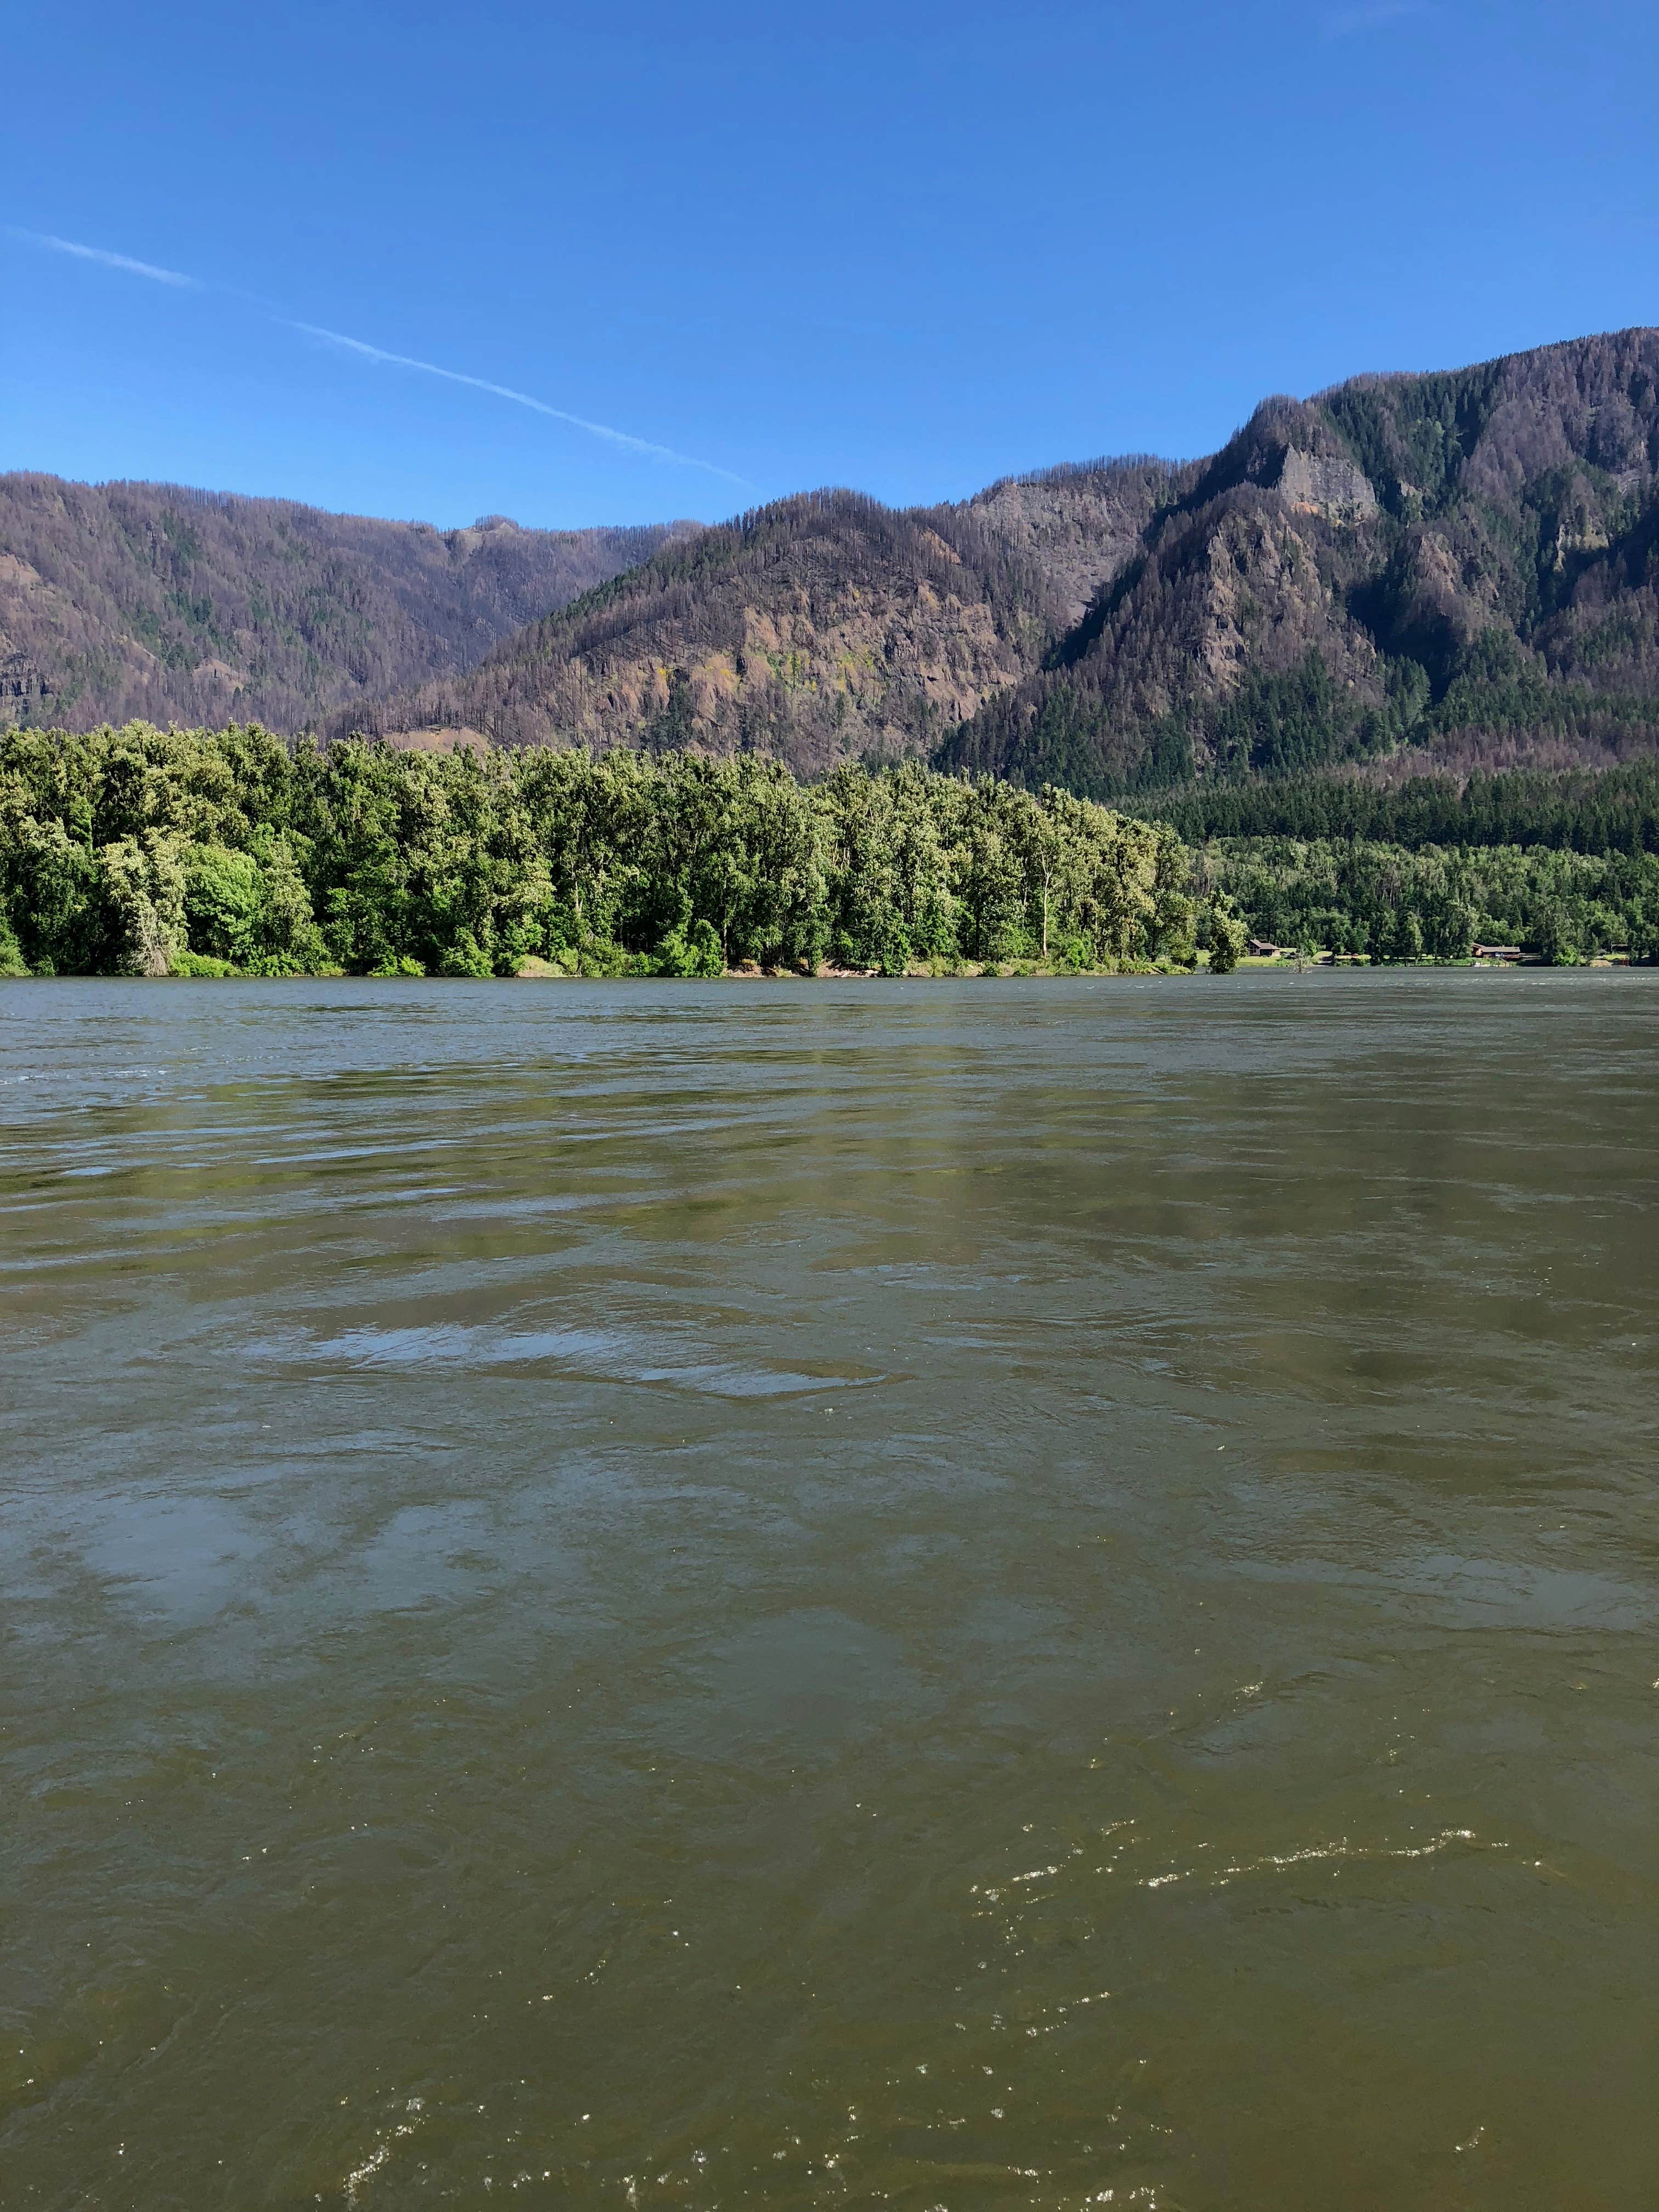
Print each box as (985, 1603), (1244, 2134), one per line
(966, 461), (1172, 624)
(0, 644), (54, 714)
(1273, 447), (1378, 521)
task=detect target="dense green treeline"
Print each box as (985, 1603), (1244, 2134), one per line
(1199, 836), (1659, 963)
(949, 635), (1659, 807)
(1142, 755), (1659, 855)
(0, 723), (1202, 980)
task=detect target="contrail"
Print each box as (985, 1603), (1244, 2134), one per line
(12, 229), (199, 288)
(290, 322), (753, 488)
(8, 228), (751, 487)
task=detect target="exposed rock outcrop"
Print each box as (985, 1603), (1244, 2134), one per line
(968, 462), (1172, 624)
(1273, 448), (1378, 522)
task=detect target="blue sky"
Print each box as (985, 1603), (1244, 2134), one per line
(6, 0), (1656, 528)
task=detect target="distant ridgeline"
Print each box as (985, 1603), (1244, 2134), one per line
(9, 334), (1657, 802)
(0, 723), (1200, 980)
(335, 331), (1659, 794)
(0, 475), (691, 736)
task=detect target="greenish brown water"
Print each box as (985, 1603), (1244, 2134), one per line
(2, 972), (1656, 2211)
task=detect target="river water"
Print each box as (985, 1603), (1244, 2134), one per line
(2, 973), (1655, 2210)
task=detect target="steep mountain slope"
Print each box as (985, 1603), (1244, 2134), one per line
(0, 474), (693, 734)
(343, 488), (1085, 768)
(14, 330), (1659, 791)
(367, 331), (1659, 787)
(943, 329), (1659, 793)
(352, 465), (1175, 769)
(964, 457), (1176, 627)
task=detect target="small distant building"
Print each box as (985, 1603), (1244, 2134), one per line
(1472, 945), (1523, 963)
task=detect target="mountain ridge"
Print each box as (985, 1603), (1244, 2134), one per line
(7, 328), (1658, 793)
(354, 327), (1659, 787)
(0, 473), (697, 736)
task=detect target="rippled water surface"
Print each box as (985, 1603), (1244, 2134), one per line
(3, 973), (1656, 2210)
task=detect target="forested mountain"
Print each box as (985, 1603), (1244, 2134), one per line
(944, 328), (1659, 793)
(9, 331), (1659, 792)
(336, 487), (1116, 770)
(348, 463), (1178, 766)
(358, 330), (1659, 788)
(12, 330), (1659, 984)
(0, 474), (694, 736)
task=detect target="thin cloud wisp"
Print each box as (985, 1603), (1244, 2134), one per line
(13, 229), (199, 288)
(9, 228), (748, 487)
(290, 322), (752, 487)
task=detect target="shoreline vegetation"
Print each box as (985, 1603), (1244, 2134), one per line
(0, 723), (1212, 983)
(2, 723), (1655, 981)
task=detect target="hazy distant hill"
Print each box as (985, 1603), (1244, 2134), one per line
(0, 474), (693, 734)
(362, 329), (1659, 789)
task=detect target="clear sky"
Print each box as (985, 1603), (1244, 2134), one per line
(6, 0), (1656, 529)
